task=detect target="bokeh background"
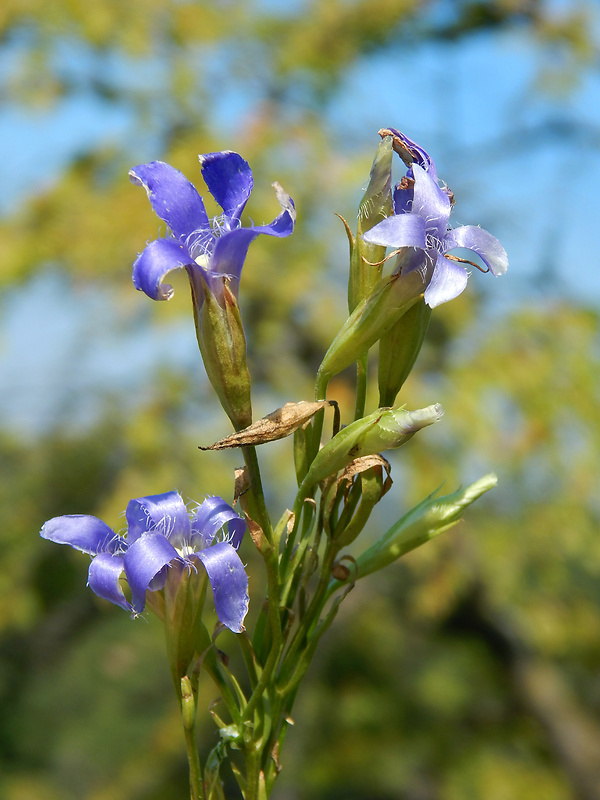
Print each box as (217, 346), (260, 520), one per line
(2, 1), (600, 798)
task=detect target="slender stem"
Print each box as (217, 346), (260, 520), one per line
(354, 351), (368, 420)
(242, 444), (273, 544)
(179, 679), (204, 800)
(183, 723), (204, 800)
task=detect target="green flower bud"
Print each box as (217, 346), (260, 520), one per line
(317, 268), (426, 394)
(300, 403), (443, 491)
(194, 275), (252, 431)
(378, 298), (432, 407)
(354, 473), (498, 578)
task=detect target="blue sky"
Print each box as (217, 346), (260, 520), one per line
(1, 9), (599, 435)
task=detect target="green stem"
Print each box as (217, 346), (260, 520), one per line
(242, 444), (273, 544)
(354, 351), (368, 420)
(183, 712), (204, 800)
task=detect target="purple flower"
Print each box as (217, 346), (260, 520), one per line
(129, 151), (296, 306)
(364, 132), (507, 307)
(40, 491), (249, 633)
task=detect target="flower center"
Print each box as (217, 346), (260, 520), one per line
(185, 214), (242, 261)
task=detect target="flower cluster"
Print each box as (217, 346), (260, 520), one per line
(41, 491), (249, 632)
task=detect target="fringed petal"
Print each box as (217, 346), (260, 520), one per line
(40, 515), (121, 555)
(192, 496), (246, 550)
(199, 151), (254, 222)
(424, 252), (469, 308)
(123, 532), (180, 613)
(411, 163), (451, 240)
(132, 238), (194, 301)
(88, 553), (131, 611)
(385, 128), (438, 181)
(126, 491), (191, 547)
(445, 225), (508, 277)
(129, 161), (209, 240)
(197, 542), (249, 633)
(363, 212), (427, 250)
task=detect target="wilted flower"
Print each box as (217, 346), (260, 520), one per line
(129, 150), (295, 307)
(364, 131), (507, 307)
(40, 491), (249, 633)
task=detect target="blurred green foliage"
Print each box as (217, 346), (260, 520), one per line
(1, 1), (600, 798)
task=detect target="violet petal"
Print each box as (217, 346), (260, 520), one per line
(199, 151), (254, 222)
(363, 212), (427, 250)
(123, 532), (180, 613)
(88, 553), (131, 611)
(40, 515), (120, 555)
(132, 239), (194, 301)
(424, 252), (469, 308)
(126, 491), (191, 547)
(197, 541), (249, 633)
(129, 161), (209, 240)
(192, 496), (246, 550)
(411, 163), (451, 240)
(445, 225), (508, 277)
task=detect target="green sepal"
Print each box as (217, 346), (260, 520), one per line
(349, 135), (394, 312)
(354, 473), (498, 578)
(193, 275), (253, 431)
(163, 563), (211, 690)
(378, 298), (432, 407)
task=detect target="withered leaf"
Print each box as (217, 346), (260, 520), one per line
(199, 401), (334, 450)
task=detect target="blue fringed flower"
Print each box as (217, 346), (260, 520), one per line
(40, 491), (249, 633)
(129, 151), (295, 307)
(364, 130), (507, 307)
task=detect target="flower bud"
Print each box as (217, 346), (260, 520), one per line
(353, 473), (498, 578)
(378, 298), (431, 406)
(300, 403), (443, 491)
(317, 268), (426, 393)
(194, 275), (252, 430)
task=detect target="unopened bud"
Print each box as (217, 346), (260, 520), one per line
(300, 403), (443, 491)
(354, 473), (498, 578)
(378, 298), (431, 406)
(317, 268), (425, 391)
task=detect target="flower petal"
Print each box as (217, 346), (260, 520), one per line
(252, 182), (296, 238)
(205, 182), (296, 292)
(88, 553), (131, 611)
(363, 212), (427, 249)
(197, 542), (249, 633)
(385, 128), (438, 180)
(40, 515), (121, 555)
(123, 532), (180, 613)
(411, 163), (451, 240)
(192, 496), (246, 550)
(129, 161), (209, 240)
(424, 252), (469, 308)
(199, 151), (253, 222)
(132, 238), (194, 301)
(445, 225), (508, 277)
(126, 491), (191, 547)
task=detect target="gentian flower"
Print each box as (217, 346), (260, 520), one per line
(129, 151), (296, 307)
(364, 130), (507, 307)
(40, 491), (249, 633)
